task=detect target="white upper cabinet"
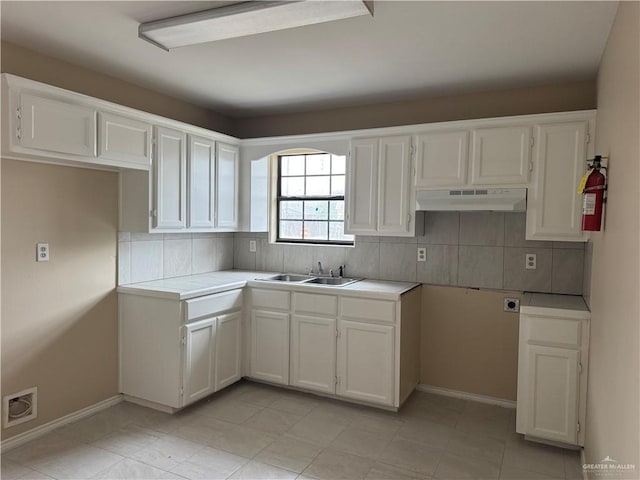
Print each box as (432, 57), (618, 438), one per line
(19, 92), (96, 157)
(188, 135), (216, 229)
(378, 135), (412, 234)
(98, 112), (152, 169)
(470, 125), (531, 185)
(216, 142), (239, 229)
(154, 126), (187, 229)
(526, 121), (589, 241)
(346, 135), (413, 236)
(346, 138), (379, 234)
(415, 131), (468, 187)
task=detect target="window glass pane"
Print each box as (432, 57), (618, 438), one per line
(280, 221), (303, 239)
(281, 156), (305, 176)
(304, 221), (328, 240)
(329, 222), (354, 242)
(332, 155), (346, 174)
(281, 177), (305, 196)
(331, 175), (345, 196)
(329, 200), (345, 220)
(306, 176), (330, 196)
(304, 201), (329, 220)
(306, 154), (331, 175)
(280, 201), (303, 220)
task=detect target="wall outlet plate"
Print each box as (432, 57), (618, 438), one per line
(417, 247), (426, 262)
(249, 240), (257, 253)
(504, 297), (520, 312)
(36, 243), (49, 262)
(525, 253), (536, 270)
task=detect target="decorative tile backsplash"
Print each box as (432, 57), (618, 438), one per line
(118, 232), (234, 285)
(233, 212), (586, 294)
(118, 212), (585, 294)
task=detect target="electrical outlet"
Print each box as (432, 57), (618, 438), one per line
(504, 297), (520, 312)
(417, 247), (426, 262)
(249, 240), (257, 253)
(525, 253), (537, 270)
(36, 243), (49, 262)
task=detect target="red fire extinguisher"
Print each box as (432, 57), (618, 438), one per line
(580, 155), (607, 231)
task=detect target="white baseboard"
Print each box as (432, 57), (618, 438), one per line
(416, 384), (517, 409)
(1, 394), (123, 453)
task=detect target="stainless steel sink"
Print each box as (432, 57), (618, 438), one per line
(307, 277), (361, 286)
(256, 274), (361, 287)
(258, 274), (315, 283)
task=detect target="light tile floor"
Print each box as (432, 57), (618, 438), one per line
(2, 381), (583, 480)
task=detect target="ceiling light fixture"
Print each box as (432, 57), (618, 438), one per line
(139, 1), (374, 51)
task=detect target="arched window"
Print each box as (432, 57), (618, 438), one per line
(276, 151), (354, 245)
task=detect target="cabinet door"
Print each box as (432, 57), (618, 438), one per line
(98, 112), (151, 168)
(415, 131), (468, 187)
(526, 122), (588, 241)
(183, 317), (216, 405)
(290, 315), (337, 394)
(378, 135), (413, 235)
(188, 135), (216, 229)
(250, 310), (290, 385)
(525, 344), (579, 445)
(470, 126), (531, 185)
(20, 93), (96, 157)
(216, 142), (239, 229)
(337, 320), (394, 406)
(154, 126), (187, 229)
(215, 311), (242, 391)
(346, 138), (378, 234)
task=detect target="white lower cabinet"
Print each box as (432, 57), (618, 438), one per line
(250, 310), (290, 385)
(337, 320), (394, 405)
(247, 287), (421, 409)
(215, 311), (243, 390)
(119, 290), (243, 411)
(183, 317), (217, 405)
(516, 294), (590, 446)
(290, 314), (337, 394)
(524, 345), (580, 444)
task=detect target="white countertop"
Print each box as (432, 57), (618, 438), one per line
(117, 270), (420, 301)
(521, 293), (590, 319)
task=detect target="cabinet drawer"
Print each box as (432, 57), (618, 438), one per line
(340, 297), (396, 323)
(293, 292), (338, 317)
(251, 289), (290, 311)
(526, 315), (582, 348)
(186, 289), (243, 321)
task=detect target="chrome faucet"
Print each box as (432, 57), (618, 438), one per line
(317, 261), (324, 275)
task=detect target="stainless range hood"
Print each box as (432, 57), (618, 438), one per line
(416, 188), (527, 212)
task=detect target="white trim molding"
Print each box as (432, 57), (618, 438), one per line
(416, 384), (517, 409)
(0, 394), (123, 453)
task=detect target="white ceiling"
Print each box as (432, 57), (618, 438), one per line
(1, 1), (617, 117)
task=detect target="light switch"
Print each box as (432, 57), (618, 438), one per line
(249, 240), (257, 253)
(36, 243), (50, 262)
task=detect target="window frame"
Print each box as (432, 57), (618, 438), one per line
(276, 153), (353, 246)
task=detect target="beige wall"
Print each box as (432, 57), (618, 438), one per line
(236, 80), (597, 138)
(585, 2), (640, 473)
(421, 285), (520, 401)
(0, 41), (234, 135)
(1, 160), (118, 440)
